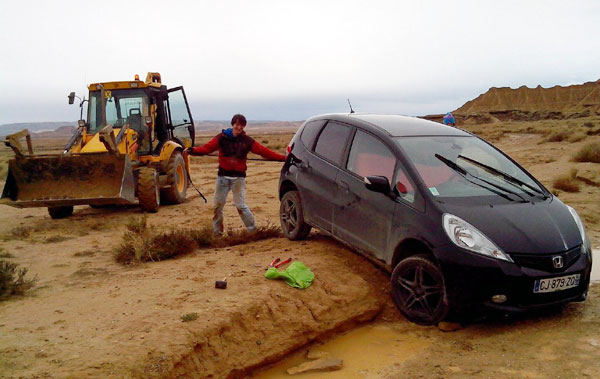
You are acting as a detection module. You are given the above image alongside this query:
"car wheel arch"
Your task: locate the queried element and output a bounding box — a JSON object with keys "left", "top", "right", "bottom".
{"left": 391, "top": 238, "right": 437, "bottom": 269}
{"left": 279, "top": 180, "right": 298, "bottom": 200}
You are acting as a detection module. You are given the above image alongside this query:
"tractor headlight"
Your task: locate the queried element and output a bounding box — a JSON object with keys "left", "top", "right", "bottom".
{"left": 443, "top": 213, "right": 513, "bottom": 262}
{"left": 567, "top": 206, "right": 589, "bottom": 254}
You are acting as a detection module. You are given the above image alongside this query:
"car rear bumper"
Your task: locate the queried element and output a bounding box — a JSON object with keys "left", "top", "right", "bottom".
{"left": 433, "top": 244, "right": 592, "bottom": 313}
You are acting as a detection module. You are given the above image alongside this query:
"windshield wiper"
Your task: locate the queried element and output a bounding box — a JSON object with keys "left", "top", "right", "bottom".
{"left": 434, "top": 154, "right": 524, "bottom": 202}
{"left": 457, "top": 155, "right": 547, "bottom": 198}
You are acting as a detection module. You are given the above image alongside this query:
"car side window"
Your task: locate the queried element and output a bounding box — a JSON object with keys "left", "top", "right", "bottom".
{"left": 314, "top": 122, "right": 352, "bottom": 166}
{"left": 346, "top": 129, "right": 396, "bottom": 183}
{"left": 300, "top": 120, "right": 326, "bottom": 149}
{"left": 394, "top": 164, "right": 416, "bottom": 203}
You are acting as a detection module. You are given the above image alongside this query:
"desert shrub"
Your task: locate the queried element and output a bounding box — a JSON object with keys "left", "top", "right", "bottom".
{"left": 553, "top": 169, "right": 580, "bottom": 193}
{"left": 567, "top": 132, "right": 586, "bottom": 143}
{"left": 181, "top": 312, "right": 199, "bottom": 322}
{"left": 11, "top": 226, "right": 31, "bottom": 238}
{"left": 114, "top": 220, "right": 281, "bottom": 264}
{"left": 0, "top": 247, "right": 14, "bottom": 259}
{"left": 0, "top": 260, "right": 37, "bottom": 300}
{"left": 544, "top": 131, "right": 570, "bottom": 142}
{"left": 216, "top": 223, "right": 281, "bottom": 247}
{"left": 126, "top": 215, "right": 148, "bottom": 234}
{"left": 583, "top": 122, "right": 595, "bottom": 128}
{"left": 572, "top": 142, "right": 600, "bottom": 163}
{"left": 45, "top": 235, "right": 72, "bottom": 243}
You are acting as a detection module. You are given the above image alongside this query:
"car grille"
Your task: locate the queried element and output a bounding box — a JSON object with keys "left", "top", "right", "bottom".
{"left": 510, "top": 245, "right": 581, "bottom": 273}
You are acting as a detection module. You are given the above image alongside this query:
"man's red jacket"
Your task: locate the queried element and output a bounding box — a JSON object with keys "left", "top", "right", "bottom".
{"left": 188, "top": 130, "right": 286, "bottom": 177}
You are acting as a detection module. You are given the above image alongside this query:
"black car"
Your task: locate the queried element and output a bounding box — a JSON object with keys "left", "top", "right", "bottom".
{"left": 279, "top": 113, "right": 592, "bottom": 325}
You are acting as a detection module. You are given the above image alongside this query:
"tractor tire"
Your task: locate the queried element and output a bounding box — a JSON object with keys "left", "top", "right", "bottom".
{"left": 160, "top": 151, "right": 188, "bottom": 205}
{"left": 137, "top": 167, "right": 160, "bottom": 213}
{"left": 48, "top": 206, "right": 74, "bottom": 219}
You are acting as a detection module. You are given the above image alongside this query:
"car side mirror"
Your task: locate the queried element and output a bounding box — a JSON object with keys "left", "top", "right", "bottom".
{"left": 68, "top": 92, "right": 75, "bottom": 105}
{"left": 364, "top": 175, "right": 391, "bottom": 195}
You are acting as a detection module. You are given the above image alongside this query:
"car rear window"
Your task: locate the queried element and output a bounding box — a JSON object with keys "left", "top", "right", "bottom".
{"left": 300, "top": 120, "right": 326, "bottom": 149}
{"left": 314, "top": 122, "right": 352, "bottom": 166}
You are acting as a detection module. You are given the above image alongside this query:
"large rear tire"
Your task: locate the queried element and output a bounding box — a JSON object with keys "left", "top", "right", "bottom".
{"left": 391, "top": 255, "right": 449, "bottom": 325}
{"left": 137, "top": 167, "right": 160, "bottom": 213}
{"left": 160, "top": 151, "right": 188, "bottom": 205}
{"left": 280, "top": 190, "right": 311, "bottom": 240}
{"left": 48, "top": 206, "right": 74, "bottom": 219}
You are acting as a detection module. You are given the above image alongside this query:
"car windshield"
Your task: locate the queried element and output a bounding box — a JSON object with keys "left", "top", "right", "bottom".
{"left": 88, "top": 89, "right": 149, "bottom": 134}
{"left": 394, "top": 136, "right": 545, "bottom": 199}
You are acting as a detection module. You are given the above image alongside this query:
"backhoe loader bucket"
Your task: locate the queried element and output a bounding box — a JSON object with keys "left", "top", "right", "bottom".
{"left": 0, "top": 153, "right": 136, "bottom": 208}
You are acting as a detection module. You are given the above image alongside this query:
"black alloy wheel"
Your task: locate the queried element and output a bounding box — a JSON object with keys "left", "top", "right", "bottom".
{"left": 391, "top": 255, "right": 449, "bottom": 325}
{"left": 280, "top": 190, "right": 311, "bottom": 240}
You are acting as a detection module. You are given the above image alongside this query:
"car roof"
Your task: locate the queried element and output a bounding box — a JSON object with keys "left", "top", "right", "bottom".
{"left": 310, "top": 113, "right": 470, "bottom": 137}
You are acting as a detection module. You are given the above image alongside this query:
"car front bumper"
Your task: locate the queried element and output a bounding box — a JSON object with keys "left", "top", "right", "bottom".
{"left": 433, "top": 244, "right": 592, "bottom": 313}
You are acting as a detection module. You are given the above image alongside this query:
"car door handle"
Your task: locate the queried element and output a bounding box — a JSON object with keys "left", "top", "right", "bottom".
{"left": 339, "top": 180, "right": 349, "bottom": 191}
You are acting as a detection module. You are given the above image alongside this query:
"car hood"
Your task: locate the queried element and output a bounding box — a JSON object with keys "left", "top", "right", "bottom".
{"left": 440, "top": 197, "right": 581, "bottom": 254}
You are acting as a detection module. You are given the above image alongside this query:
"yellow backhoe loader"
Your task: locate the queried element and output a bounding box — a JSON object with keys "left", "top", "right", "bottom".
{"left": 1, "top": 72, "right": 195, "bottom": 218}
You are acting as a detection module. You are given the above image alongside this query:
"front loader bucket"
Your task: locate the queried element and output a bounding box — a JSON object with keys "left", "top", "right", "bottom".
{"left": 0, "top": 153, "right": 136, "bottom": 208}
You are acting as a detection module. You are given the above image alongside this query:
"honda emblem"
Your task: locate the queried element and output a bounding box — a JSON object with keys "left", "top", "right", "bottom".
{"left": 552, "top": 256, "right": 564, "bottom": 269}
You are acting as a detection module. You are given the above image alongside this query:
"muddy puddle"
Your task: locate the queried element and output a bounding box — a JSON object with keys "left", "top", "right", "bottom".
{"left": 253, "top": 323, "right": 429, "bottom": 378}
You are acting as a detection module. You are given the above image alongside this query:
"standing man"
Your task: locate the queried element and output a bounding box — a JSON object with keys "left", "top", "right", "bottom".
{"left": 185, "top": 114, "right": 286, "bottom": 235}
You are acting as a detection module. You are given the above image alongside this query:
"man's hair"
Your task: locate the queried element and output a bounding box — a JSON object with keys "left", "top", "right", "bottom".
{"left": 231, "top": 114, "right": 247, "bottom": 126}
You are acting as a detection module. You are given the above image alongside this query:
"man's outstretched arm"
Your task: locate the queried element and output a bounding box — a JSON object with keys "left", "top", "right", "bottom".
{"left": 187, "top": 135, "right": 219, "bottom": 156}
{"left": 251, "top": 141, "right": 286, "bottom": 161}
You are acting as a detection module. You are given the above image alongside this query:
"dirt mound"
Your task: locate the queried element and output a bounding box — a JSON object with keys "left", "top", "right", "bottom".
{"left": 456, "top": 80, "right": 600, "bottom": 115}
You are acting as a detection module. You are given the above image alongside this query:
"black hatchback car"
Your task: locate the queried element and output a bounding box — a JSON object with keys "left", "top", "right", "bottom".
{"left": 279, "top": 113, "right": 592, "bottom": 325}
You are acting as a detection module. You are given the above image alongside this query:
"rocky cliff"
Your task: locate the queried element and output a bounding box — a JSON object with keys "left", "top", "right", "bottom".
{"left": 456, "top": 80, "right": 600, "bottom": 114}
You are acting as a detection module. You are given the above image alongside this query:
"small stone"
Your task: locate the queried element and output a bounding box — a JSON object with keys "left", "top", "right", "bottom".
{"left": 256, "top": 340, "right": 262, "bottom": 345}
{"left": 287, "top": 358, "right": 343, "bottom": 375}
{"left": 306, "top": 349, "right": 330, "bottom": 359}
{"left": 437, "top": 321, "right": 463, "bottom": 332}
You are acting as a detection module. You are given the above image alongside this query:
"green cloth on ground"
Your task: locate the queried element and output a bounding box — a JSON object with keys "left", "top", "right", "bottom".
{"left": 264, "top": 261, "right": 314, "bottom": 289}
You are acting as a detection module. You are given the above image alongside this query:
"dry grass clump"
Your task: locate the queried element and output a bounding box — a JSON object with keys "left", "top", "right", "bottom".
{"left": 544, "top": 130, "right": 570, "bottom": 142}
{"left": 114, "top": 216, "right": 281, "bottom": 264}
{"left": 553, "top": 169, "right": 580, "bottom": 193}
{"left": 0, "top": 247, "right": 14, "bottom": 258}
{"left": 0, "top": 260, "right": 37, "bottom": 300}
{"left": 572, "top": 141, "right": 600, "bottom": 163}
{"left": 567, "top": 132, "right": 586, "bottom": 143}
{"left": 181, "top": 312, "right": 199, "bottom": 322}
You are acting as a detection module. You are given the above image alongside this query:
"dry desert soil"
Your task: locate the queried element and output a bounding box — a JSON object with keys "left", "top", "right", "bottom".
{"left": 0, "top": 121, "right": 599, "bottom": 378}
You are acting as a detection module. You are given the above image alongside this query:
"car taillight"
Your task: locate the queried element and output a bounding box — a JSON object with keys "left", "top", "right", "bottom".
{"left": 286, "top": 144, "right": 292, "bottom": 155}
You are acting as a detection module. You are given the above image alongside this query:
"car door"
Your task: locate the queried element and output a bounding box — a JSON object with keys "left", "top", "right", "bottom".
{"left": 299, "top": 121, "right": 352, "bottom": 233}
{"left": 333, "top": 129, "right": 398, "bottom": 258}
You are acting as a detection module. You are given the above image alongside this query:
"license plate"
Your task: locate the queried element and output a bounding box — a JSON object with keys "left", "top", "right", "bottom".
{"left": 533, "top": 274, "right": 580, "bottom": 293}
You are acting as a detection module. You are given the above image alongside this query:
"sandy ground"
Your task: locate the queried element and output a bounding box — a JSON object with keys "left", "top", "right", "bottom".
{"left": 0, "top": 129, "right": 599, "bottom": 378}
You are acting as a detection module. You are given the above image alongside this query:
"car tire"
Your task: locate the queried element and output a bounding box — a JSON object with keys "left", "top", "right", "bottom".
{"left": 48, "top": 206, "right": 74, "bottom": 219}
{"left": 391, "top": 255, "right": 449, "bottom": 326}
{"left": 280, "top": 190, "right": 311, "bottom": 240}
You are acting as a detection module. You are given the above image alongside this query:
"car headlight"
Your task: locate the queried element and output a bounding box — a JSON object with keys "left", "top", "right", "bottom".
{"left": 443, "top": 214, "right": 513, "bottom": 262}
{"left": 566, "top": 206, "right": 589, "bottom": 254}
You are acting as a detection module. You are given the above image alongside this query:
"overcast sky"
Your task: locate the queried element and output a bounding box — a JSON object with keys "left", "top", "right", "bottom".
{"left": 1, "top": 0, "right": 599, "bottom": 124}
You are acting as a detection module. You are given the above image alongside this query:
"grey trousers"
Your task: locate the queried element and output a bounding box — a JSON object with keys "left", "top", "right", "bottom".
{"left": 212, "top": 176, "right": 256, "bottom": 235}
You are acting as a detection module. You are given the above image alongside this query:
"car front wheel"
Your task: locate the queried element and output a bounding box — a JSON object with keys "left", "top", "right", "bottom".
{"left": 391, "top": 255, "right": 449, "bottom": 325}
{"left": 280, "top": 190, "right": 311, "bottom": 240}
